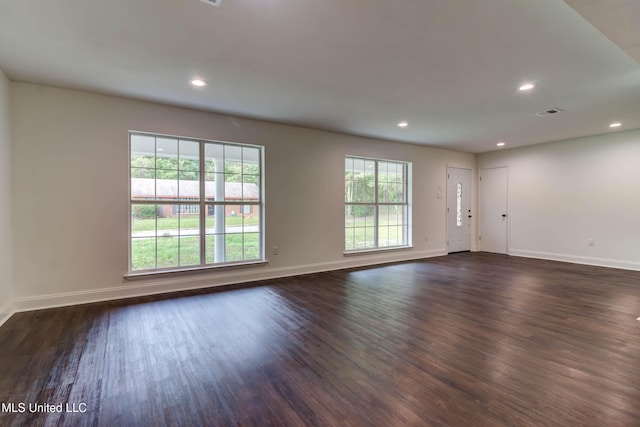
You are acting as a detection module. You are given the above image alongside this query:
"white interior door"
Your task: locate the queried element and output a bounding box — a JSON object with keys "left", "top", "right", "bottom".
{"left": 479, "top": 167, "right": 508, "bottom": 254}
{"left": 447, "top": 167, "right": 472, "bottom": 253}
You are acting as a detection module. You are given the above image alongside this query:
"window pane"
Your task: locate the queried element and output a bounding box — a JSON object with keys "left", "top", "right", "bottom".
{"left": 242, "top": 175, "right": 260, "bottom": 201}
{"left": 224, "top": 145, "right": 243, "bottom": 200}
{"left": 345, "top": 157, "right": 373, "bottom": 202}
{"left": 378, "top": 181, "right": 388, "bottom": 203}
{"left": 345, "top": 163, "right": 354, "bottom": 202}
{"left": 362, "top": 227, "right": 375, "bottom": 249}
{"left": 378, "top": 161, "right": 388, "bottom": 176}
{"left": 349, "top": 205, "right": 376, "bottom": 250}
{"left": 205, "top": 143, "right": 223, "bottom": 173}
{"left": 205, "top": 173, "right": 223, "bottom": 201}
{"left": 180, "top": 236, "right": 200, "bottom": 266}
{"left": 178, "top": 171, "right": 200, "bottom": 200}
{"left": 225, "top": 234, "right": 243, "bottom": 262}
{"left": 381, "top": 226, "right": 399, "bottom": 247}
{"left": 241, "top": 205, "right": 260, "bottom": 232}
{"left": 379, "top": 205, "right": 406, "bottom": 247}
{"left": 224, "top": 179, "right": 242, "bottom": 202}
{"left": 353, "top": 158, "right": 365, "bottom": 172}
{"left": 157, "top": 237, "right": 179, "bottom": 268}
{"left": 345, "top": 227, "right": 355, "bottom": 251}
{"left": 380, "top": 205, "right": 404, "bottom": 226}
{"left": 352, "top": 160, "right": 374, "bottom": 203}
{"left": 205, "top": 204, "right": 224, "bottom": 234}
{"left": 131, "top": 169, "right": 156, "bottom": 200}
{"left": 243, "top": 233, "right": 260, "bottom": 260}
{"left": 156, "top": 170, "right": 178, "bottom": 200}
{"left": 179, "top": 206, "right": 200, "bottom": 235}
{"left": 378, "top": 225, "right": 390, "bottom": 248}
{"left": 157, "top": 204, "right": 178, "bottom": 237}
{"left": 393, "top": 183, "right": 405, "bottom": 203}
{"left": 205, "top": 235, "right": 218, "bottom": 264}
{"left": 130, "top": 202, "right": 160, "bottom": 270}
{"left": 131, "top": 204, "right": 156, "bottom": 236}
{"left": 225, "top": 208, "right": 243, "bottom": 232}
{"left": 345, "top": 205, "right": 354, "bottom": 227}
{"left": 156, "top": 138, "right": 178, "bottom": 170}
{"left": 131, "top": 167, "right": 155, "bottom": 179}
{"left": 242, "top": 147, "right": 260, "bottom": 175}
{"left": 179, "top": 140, "right": 200, "bottom": 172}
{"left": 379, "top": 162, "right": 404, "bottom": 203}
{"left": 131, "top": 134, "right": 155, "bottom": 168}
{"left": 205, "top": 173, "right": 215, "bottom": 201}
{"left": 365, "top": 163, "right": 376, "bottom": 202}
{"left": 131, "top": 238, "right": 156, "bottom": 271}
{"left": 225, "top": 145, "right": 242, "bottom": 178}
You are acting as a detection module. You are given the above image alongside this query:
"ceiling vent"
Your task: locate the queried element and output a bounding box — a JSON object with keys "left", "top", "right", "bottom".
{"left": 200, "top": 0, "right": 223, "bottom": 6}
{"left": 535, "top": 108, "right": 564, "bottom": 117}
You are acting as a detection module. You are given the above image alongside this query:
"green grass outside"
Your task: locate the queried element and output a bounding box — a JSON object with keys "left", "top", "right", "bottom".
{"left": 345, "top": 213, "right": 407, "bottom": 250}
{"left": 131, "top": 233, "right": 260, "bottom": 271}
{"left": 131, "top": 212, "right": 404, "bottom": 269}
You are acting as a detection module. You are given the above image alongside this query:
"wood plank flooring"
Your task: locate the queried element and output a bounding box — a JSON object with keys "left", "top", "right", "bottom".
{"left": 1, "top": 252, "right": 640, "bottom": 426}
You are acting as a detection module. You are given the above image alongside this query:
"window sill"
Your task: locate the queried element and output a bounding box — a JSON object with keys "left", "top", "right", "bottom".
{"left": 343, "top": 246, "right": 413, "bottom": 257}
{"left": 124, "top": 260, "right": 268, "bottom": 280}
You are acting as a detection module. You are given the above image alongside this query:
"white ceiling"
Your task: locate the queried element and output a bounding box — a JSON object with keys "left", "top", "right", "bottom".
{"left": 0, "top": 0, "right": 639, "bottom": 153}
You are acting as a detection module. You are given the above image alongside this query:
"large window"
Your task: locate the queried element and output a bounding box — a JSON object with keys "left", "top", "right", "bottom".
{"left": 129, "top": 132, "right": 263, "bottom": 273}
{"left": 345, "top": 156, "right": 410, "bottom": 251}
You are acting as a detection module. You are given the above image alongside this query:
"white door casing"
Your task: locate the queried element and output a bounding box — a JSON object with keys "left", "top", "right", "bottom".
{"left": 479, "top": 167, "right": 508, "bottom": 254}
{"left": 447, "top": 167, "right": 472, "bottom": 253}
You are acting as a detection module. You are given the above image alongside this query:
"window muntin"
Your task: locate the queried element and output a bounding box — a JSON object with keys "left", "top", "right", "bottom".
{"left": 130, "top": 133, "right": 263, "bottom": 272}
{"left": 345, "top": 157, "right": 410, "bottom": 251}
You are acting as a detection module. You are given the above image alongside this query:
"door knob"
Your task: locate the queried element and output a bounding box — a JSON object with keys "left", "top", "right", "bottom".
{"left": 501, "top": 214, "right": 507, "bottom": 218}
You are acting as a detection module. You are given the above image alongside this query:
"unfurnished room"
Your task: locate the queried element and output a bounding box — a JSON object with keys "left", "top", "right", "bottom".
{"left": 0, "top": 0, "right": 639, "bottom": 426}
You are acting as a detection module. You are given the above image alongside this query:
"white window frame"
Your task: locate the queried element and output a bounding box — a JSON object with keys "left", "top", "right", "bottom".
{"left": 344, "top": 156, "right": 412, "bottom": 253}
{"left": 128, "top": 131, "right": 265, "bottom": 275}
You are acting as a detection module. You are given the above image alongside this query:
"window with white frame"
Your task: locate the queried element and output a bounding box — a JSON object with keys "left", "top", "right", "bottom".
{"left": 129, "top": 132, "right": 264, "bottom": 272}
{"left": 344, "top": 156, "right": 410, "bottom": 251}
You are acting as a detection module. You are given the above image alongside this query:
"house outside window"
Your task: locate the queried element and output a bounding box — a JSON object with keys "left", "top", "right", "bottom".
{"left": 345, "top": 156, "right": 411, "bottom": 251}
{"left": 129, "top": 132, "right": 264, "bottom": 272}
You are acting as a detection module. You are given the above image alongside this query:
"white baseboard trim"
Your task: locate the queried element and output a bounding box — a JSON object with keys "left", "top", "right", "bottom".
{"left": 0, "top": 300, "right": 14, "bottom": 328}
{"left": 13, "top": 249, "right": 447, "bottom": 313}
{"left": 509, "top": 249, "right": 640, "bottom": 271}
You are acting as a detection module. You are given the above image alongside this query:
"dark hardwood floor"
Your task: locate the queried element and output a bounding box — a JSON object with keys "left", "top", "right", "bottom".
{"left": 1, "top": 252, "right": 640, "bottom": 426}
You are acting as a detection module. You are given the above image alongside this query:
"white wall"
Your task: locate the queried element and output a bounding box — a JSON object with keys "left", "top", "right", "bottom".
{"left": 478, "top": 130, "right": 640, "bottom": 270}
{"left": 0, "top": 69, "right": 13, "bottom": 325}
{"left": 10, "top": 83, "right": 475, "bottom": 310}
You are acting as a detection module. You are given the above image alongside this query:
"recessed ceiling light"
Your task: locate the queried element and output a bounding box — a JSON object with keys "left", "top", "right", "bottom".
{"left": 190, "top": 79, "right": 207, "bottom": 87}
{"left": 609, "top": 122, "right": 622, "bottom": 128}
{"left": 157, "top": 148, "right": 164, "bottom": 151}
{"left": 397, "top": 121, "right": 408, "bottom": 128}
{"left": 497, "top": 142, "right": 505, "bottom": 147}
{"left": 519, "top": 83, "right": 535, "bottom": 91}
